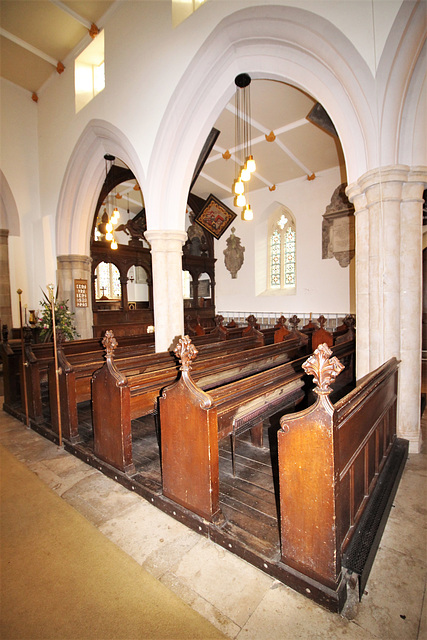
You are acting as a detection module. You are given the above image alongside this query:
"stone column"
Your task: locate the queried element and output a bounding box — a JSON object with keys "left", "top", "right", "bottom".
{"left": 57, "top": 255, "right": 93, "bottom": 339}
{"left": 144, "top": 230, "right": 187, "bottom": 352}
{"left": 399, "top": 169, "right": 426, "bottom": 452}
{"left": 347, "top": 165, "right": 426, "bottom": 453}
{"left": 0, "top": 229, "right": 13, "bottom": 330}
{"left": 350, "top": 190, "right": 370, "bottom": 379}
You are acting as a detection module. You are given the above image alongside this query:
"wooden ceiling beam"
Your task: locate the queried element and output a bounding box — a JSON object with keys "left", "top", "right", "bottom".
{"left": 0, "top": 27, "right": 57, "bottom": 68}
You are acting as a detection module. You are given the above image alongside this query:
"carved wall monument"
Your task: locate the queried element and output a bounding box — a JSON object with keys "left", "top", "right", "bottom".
{"left": 322, "top": 183, "right": 355, "bottom": 268}
{"left": 223, "top": 227, "right": 245, "bottom": 278}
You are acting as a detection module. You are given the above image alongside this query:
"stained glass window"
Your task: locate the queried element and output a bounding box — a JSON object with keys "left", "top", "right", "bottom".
{"left": 285, "top": 227, "right": 296, "bottom": 285}
{"left": 270, "top": 230, "right": 281, "bottom": 288}
{"left": 268, "top": 209, "right": 296, "bottom": 291}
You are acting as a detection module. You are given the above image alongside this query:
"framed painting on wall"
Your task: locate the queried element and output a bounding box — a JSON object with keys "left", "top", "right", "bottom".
{"left": 194, "top": 194, "right": 237, "bottom": 240}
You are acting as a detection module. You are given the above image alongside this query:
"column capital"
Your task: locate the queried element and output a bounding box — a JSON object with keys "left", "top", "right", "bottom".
{"left": 57, "top": 254, "right": 92, "bottom": 268}
{"left": 144, "top": 229, "right": 187, "bottom": 252}
{"left": 347, "top": 165, "right": 427, "bottom": 210}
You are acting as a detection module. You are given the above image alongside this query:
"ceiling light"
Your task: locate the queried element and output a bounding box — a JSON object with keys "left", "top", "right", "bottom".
{"left": 233, "top": 73, "right": 255, "bottom": 220}
{"left": 234, "top": 178, "right": 244, "bottom": 195}
{"left": 242, "top": 204, "right": 253, "bottom": 221}
{"left": 235, "top": 193, "right": 246, "bottom": 207}
{"left": 246, "top": 155, "right": 256, "bottom": 173}
{"left": 240, "top": 166, "right": 250, "bottom": 182}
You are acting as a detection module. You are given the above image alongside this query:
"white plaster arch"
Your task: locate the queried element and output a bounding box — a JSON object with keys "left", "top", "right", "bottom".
{"left": 399, "top": 39, "right": 426, "bottom": 167}
{"left": 56, "top": 119, "right": 145, "bottom": 256}
{"left": 0, "top": 170, "right": 20, "bottom": 236}
{"left": 377, "top": 0, "right": 427, "bottom": 166}
{"left": 146, "top": 4, "right": 376, "bottom": 233}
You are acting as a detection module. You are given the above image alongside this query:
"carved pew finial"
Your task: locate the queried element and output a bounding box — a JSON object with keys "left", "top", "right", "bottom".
{"left": 214, "top": 315, "right": 224, "bottom": 327}
{"left": 288, "top": 315, "right": 301, "bottom": 330}
{"left": 302, "top": 343, "right": 344, "bottom": 395}
{"left": 174, "top": 336, "right": 199, "bottom": 372}
{"left": 246, "top": 314, "right": 258, "bottom": 328}
{"left": 317, "top": 315, "right": 327, "bottom": 329}
{"left": 102, "top": 330, "right": 118, "bottom": 358}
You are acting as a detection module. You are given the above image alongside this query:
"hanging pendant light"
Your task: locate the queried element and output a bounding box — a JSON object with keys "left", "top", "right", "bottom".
{"left": 242, "top": 203, "right": 253, "bottom": 221}
{"left": 102, "top": 153, "right": 121, "bottom": 249}
{"left": 233, "top": 73, "right": 255, "bottom": 220}
{"left": 240, "top": 165, "right": 250, "bottom": 182}
{"left": 234, "top": 178, "right": 244, "bottom": 195}
{"left": 235, "top": 193, "right": 246, "bottom": 208}
{"left": 246, "top": 154, "right": 256, "bottom": 173}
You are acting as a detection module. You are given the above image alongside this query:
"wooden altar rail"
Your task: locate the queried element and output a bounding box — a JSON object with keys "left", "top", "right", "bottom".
{"left": 91, "top": 333, "right": 305, "bottom": 474}
{"left": 49, "top": 330, "right": 265, "bottom": 442}
{"left": 277, "top": 346, "right": 407, "bottom": 611}
{"left": 158, "top": 337, "right": 355, "bottom": 523}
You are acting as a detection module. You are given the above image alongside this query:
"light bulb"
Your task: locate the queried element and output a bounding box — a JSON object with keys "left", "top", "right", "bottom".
{"left": 235, "top": 193, "right": 246, "bottom": 207}
{"left": 242, "top": 204, "right": 253, "bottom": 221}
{"left": 234, "top": 179, "right": 244, "bottom": 195}
{"left": 112, "top": 207, "right": 120, "bottom": 220}
{"left": 106, "top": 232, "right": 113, "bottom": 241}
{"left": 240, "top": 166, "right": 250, "bottom": 182}
{"left": 246, "top": 155, "right": 256, "bottom": 173}
{"left": 111, "top": 239, "right": 118, "bottom": 250}
{"left": 106, "top": 222, "right": 113, "bottom": 232}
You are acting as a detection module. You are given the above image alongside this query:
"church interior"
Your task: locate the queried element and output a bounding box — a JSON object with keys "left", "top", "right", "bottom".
{"left": 1, "top": 0, "right": 426, "bottom": 637}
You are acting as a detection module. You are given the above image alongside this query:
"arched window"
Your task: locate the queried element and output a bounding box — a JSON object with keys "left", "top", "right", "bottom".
{"left": 95, "top": 261, "right": 121, "bottom": 299}
{"left": 268, "top": 208, "right": 296, "bottom": 292}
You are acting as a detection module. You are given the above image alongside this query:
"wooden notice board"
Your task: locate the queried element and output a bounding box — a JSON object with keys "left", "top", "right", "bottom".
{"left": 74, "top": 279, "right": 88, "bottom": 308}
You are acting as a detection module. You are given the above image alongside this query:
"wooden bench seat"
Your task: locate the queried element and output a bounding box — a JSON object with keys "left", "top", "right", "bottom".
{"left": 277, "top": 344, "right": 407, "bottom": 612}
{"left": 49, "top": 330, "right": 265, "bottom": 441}
{"left": 158, "top": 336, "right": 356, "bottom": 522}
{"left": 90, "top": 333, "right": 305, "bottom": 476}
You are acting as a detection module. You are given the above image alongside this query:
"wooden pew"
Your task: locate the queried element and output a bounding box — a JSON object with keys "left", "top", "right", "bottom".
{"left": 311, "top": 314, "right": 333, "bottom": 349}
{"left": 2, "top": 331, "right": 156, "bottom": 416}
{"left": 49, "top": 329, "right": 265, "bottom": 441}
{"left": 158, "top": 336, "right": 356, "bottom": 523}
{"left": 91, "top": 332, "right": 305, "bottom": 476}
{"left": 16, "top": 322, "right": 243, "bottom": 426}
{"left": 0, "top": 334, "right": 21, "bottom": 409}
{"left": 277, "top": 344, "right": 407, "bottom": 611}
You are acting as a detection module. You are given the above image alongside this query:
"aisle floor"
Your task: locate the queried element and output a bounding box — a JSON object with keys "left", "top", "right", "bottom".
{"left": 1, "top": 403, "right": 426, "bottom": 639}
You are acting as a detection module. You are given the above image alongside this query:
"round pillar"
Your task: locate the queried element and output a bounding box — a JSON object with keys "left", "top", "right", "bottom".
{"left": 57, "top": 255, "right": 93, "bottom": 339}
{"left": 144, "top": 230, "right": 187, "bottom": 352}
{"left": 348, "top": 165, "right": 426, "bottom": 453}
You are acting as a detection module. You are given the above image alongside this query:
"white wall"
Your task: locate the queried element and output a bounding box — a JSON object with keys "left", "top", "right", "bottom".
{"left": 0, "top": 80, "right": 55, "bottom": 324}
{"left": 216, "top": 166, "right": 353, "bottom": 315}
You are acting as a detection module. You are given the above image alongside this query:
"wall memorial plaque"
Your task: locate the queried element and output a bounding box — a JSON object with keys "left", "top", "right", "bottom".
{"left": 74, "top": 279, "right": 88, "bottom": 307}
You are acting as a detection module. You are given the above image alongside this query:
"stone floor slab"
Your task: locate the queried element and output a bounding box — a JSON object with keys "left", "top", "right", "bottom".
{"left": 173, "top": 538, "right": 273, "bottom": 628}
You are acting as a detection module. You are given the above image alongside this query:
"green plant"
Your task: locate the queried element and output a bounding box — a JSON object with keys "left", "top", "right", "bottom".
{"left": 38, "top": 289, "right": 79, "bottom": 342}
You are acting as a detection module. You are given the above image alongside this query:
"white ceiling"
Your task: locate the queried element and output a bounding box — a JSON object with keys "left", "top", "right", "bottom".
{"left": 0, "top": 1, "right": 346, "bottom": 222}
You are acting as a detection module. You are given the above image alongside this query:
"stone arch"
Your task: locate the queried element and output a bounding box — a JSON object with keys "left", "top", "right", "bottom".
{"left": 377, "top": 1, "right": 426, "bottom": 166}
{"left": 56, "top": 119, "right": 145, "bottom": 256}
{"left": 146, "top": 4, "right": 376, "bottom": 233}
{"left": 0, "top": 170, "right": 20, "bottom": 236}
